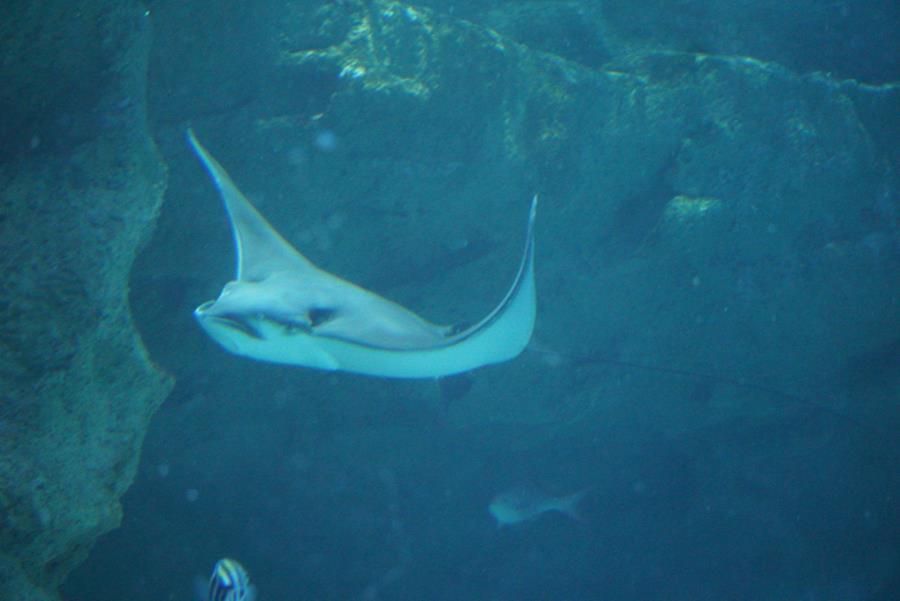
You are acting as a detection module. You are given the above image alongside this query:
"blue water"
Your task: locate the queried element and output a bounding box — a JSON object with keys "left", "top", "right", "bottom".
{"left": 62, "top": 1, "right": 898, "bottom": 600}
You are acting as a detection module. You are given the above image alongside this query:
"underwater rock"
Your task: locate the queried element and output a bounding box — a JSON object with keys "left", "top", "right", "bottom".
{"left": 479, "top": 2, "right": 611, "bottom": 70}
{"left": 0, "top": 2, "right": 173, "bottom": 599}
{"left": 251, "top": 0, "right": 899, "bottom": 432}
{"left": 600, "top": 0, "right": 899, "bottom": 84}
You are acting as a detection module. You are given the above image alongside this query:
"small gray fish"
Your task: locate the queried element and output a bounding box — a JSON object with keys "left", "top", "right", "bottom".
{"left": 208, "top": 558, "right": 256, "bottom": 601}
{"left": 489, "top": 485, "right": 590, "bottom": 527}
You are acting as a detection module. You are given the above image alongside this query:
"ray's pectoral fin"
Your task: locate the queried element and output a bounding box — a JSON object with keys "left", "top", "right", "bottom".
{"left": 436, "top": 195, "right": 537, "bottom": 366}
{"left": 187, "top": 128, "right": 538, "bottom": 379}
{"left": 187, "top": 128, "right": 320, "bottom": 281}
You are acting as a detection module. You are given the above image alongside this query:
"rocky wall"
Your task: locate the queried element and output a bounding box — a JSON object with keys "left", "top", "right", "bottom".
{"left": 0, "top": 2, "right": 173, "bottom": 599}
{"left": 201, "top": 0, "right": 899, "bottom": 429}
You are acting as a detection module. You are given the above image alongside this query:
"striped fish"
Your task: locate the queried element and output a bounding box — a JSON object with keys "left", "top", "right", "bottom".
{"left": 208, "top": 558, "right": 256, "bottom": 601}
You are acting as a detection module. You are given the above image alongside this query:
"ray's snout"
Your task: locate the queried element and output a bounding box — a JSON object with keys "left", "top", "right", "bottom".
{"left": 194, "top": 300, "right": 215, "bottom": 316}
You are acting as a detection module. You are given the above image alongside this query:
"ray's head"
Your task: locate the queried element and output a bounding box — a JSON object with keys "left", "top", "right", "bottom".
{"left": 193, "top": 280, "right": 271, "bottom": 352}
{"left": 192, "top": 280, "right": 341, "bottom": 371}
{"left": 194, "top": 298, "right": 260, "bottom": 354}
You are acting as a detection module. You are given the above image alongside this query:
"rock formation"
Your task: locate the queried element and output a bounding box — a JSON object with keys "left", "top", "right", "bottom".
{"left": 0, "top": 2, "right": 172, "bottom": 599}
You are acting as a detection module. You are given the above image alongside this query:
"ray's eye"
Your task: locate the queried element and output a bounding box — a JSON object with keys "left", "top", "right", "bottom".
{"left": 308, "top": 307, "right": 336, "bottom": 327}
